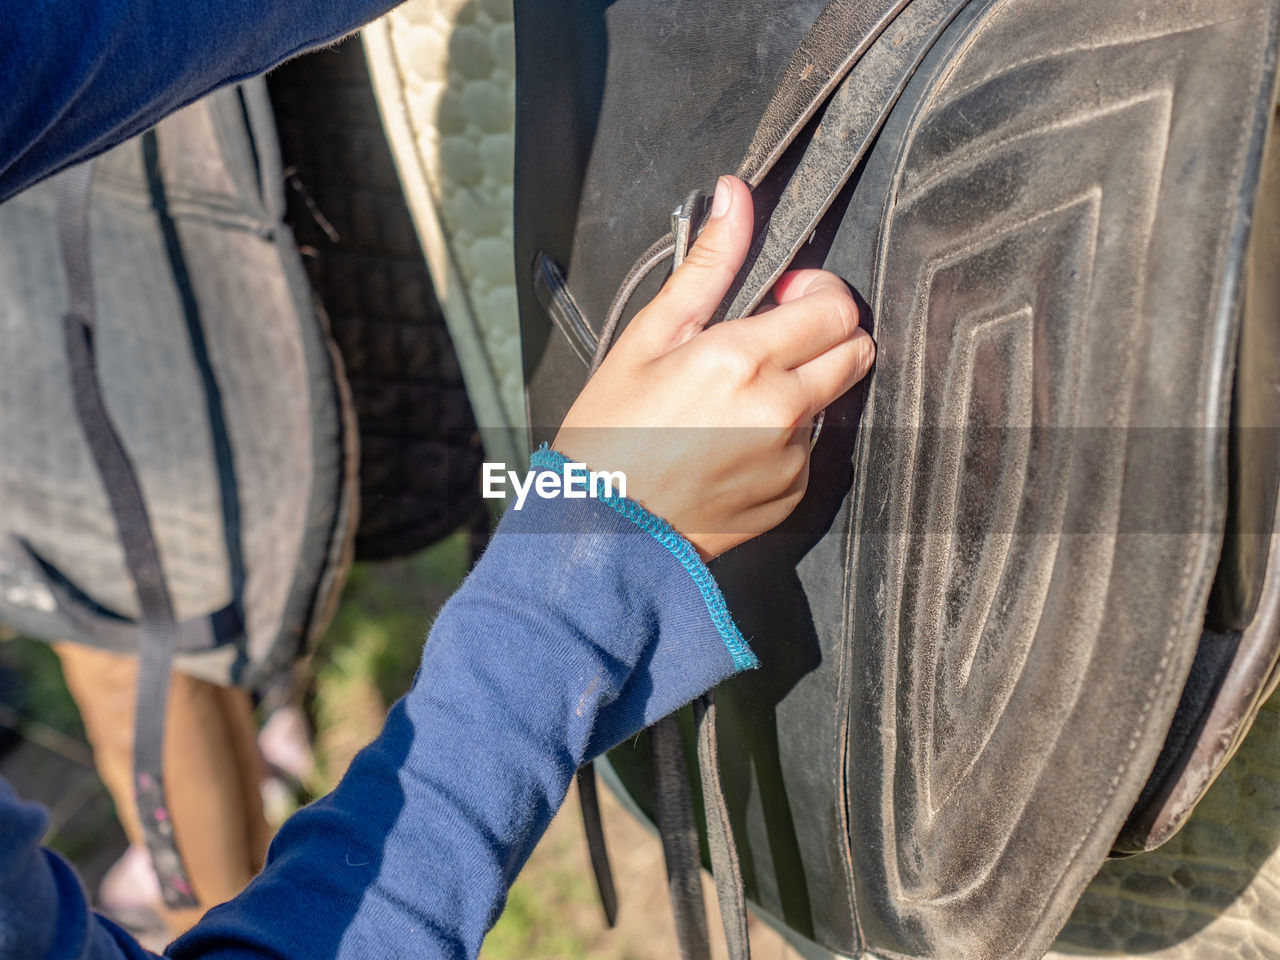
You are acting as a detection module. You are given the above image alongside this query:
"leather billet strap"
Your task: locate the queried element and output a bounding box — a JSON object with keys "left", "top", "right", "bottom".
{"left": 652, "top": 712, "right": 713, "bottom": 960}
{"left": 56, "top": 160, "right": 199, "bottom": 909}
{"left": 694, "top": 693, "right": 751, "bottom": 960}
{"left": 721, "top": 0, "right": 969, "bottom": 321}
{"left": 575, "top": 764, "right": 619, "bottom": 927}
{"left": 734, "top": 0, "right": 912, "bottom": 185}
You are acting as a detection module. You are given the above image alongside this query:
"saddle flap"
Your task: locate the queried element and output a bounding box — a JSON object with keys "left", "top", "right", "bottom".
{"left": 831, "top": 0, "right": 1279, "bottom": 955}
{"left": 1116, "top": 121, "right": 1280, "bottom": 850}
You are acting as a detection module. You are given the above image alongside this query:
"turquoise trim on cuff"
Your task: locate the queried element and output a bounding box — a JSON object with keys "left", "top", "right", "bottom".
{"left": 530, "top": 445, "right": 758, "bottom": 671}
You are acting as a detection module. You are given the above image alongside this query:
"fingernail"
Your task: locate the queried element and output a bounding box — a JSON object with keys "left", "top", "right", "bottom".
{"left": 859, "top": 333, "right": 877, "bottom": 371}
{"left": 710, "top": 177, "right": 732, "bottom": 219}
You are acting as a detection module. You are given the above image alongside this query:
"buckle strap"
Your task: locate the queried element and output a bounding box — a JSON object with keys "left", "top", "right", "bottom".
{"left": 56, "top": 159, "right": 198, "bottom": 910}
{"left": 652, "top": 711, "right": 712, "bottom": 960}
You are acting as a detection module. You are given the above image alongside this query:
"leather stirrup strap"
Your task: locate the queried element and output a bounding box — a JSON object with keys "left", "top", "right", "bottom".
{"left": 56, "top": 160, "right": 199, "bottom": 909}
{"left": 735, "top": 0, "right": 910, "bottom": 185}
{"left": 652, "top": 712, "right": 712, "bottom": 960}
{"left": 721, "top": 0, "right": 968, "bottom": 321}
{"left": 576, "top": 764, "right": 619, "bottom": 927}
{"left": 694, "top": 692, "right": 751, "bottom": 960}
{"left": 589, "top": 0, "right": 917, "bottom": 367}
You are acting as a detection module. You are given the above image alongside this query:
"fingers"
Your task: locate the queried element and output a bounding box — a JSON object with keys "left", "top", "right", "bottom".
{"left": 770, "top": 268, "right": 843, "bottom": 305}
{"left": 635, "top": 175, "right": 754, "bottom": 351}
{"left": 732, "top": 270, "right": 860, "bottom": 369}
{"left": 790, "top": 329, "right": 876, "bottom": 415}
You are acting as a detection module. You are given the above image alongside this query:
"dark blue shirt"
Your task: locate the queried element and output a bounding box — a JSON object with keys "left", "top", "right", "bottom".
{"left": 0, "top": 456, "right": 755, "bottom": 958}
{"left": 0, "top": 0, "right": 401, "bottom": 202}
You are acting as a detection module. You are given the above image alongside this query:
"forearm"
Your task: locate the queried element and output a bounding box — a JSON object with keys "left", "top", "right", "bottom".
{"left": 170, "top": 465, "right": 754, "bottom": 958}
{"left": 0, "top": 0, "right": 401, "bottom": 202}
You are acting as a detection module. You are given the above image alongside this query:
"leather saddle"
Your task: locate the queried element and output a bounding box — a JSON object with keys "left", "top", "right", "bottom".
{"left": 513, "top": 0, "right": 1280, "bottom": 957}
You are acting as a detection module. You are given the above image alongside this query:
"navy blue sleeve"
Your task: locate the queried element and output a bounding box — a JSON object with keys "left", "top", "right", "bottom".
{"left": 0, "top": 0, "right": 402, "bottom": 203}
{"left": 0, "top": 780, "right": 155, "bottom": 960}
{"left": 0, "top": 458, "right": 755, "bottom": 959}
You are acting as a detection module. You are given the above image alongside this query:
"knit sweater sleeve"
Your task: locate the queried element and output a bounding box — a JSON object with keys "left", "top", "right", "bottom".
{"left": 0, "top": 0, "right": 404, "bottom": 202}
{"left": 169, "top": 459, "right": 754, "bottom": 958}
{"left": 0, "top": 455, "right": 752, "bottom": 960}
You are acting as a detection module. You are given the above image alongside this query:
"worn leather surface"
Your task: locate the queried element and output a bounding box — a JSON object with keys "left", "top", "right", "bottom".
{"left": 1117, "top": 92, "right": 1280, "bottom": 853}
{"left": 831, "top": 2, "right": 1276, "bottom": 956}
{"left": 514, "top": 0, "right": 1280, "bottom": 957}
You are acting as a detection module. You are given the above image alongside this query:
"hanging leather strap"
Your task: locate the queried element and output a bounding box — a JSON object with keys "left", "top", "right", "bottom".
{"left": 694, "top": 693, "right": 751, "bottom": 960}
{"left": 56, "top": 160, "right": 198, "bottom": 909}
{"left": 652, "top": 712, "right": 712, "bottom": 960}
{"left": 575, "top": 764, "right": 619, "bottom": 926}
{"left": 721, "top": 0, "right": 967, "bottom": 320}
{"left": 735, "top": 0, "right": 911, "bottom": 185}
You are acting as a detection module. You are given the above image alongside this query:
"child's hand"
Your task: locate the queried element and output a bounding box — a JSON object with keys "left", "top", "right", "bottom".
{"left": 554, "top": 175, "right": 875, "bottom": 559}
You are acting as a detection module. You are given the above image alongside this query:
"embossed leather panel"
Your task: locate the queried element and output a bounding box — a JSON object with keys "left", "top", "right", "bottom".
{"left": 833, "top": 2, "right": 1275, "bottom": 954}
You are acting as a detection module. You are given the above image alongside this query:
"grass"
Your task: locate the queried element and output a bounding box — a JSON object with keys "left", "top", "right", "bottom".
{"left": 0, "top": 634, "right": 85, "bottom": 740}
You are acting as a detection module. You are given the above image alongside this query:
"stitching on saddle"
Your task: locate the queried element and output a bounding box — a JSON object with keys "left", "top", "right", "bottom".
{"left": 1014, "top": 9, "right": 1270, "bottom": 954}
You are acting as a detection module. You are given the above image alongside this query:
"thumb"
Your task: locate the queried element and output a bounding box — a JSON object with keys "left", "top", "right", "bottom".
{"left": 637, "top": 175, "right": 754, "bottom": 350}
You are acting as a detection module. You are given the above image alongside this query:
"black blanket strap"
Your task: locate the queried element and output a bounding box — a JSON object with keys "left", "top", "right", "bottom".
{"left": 56, "top": 160, "right": 199, "bottom": 909}
{"left": 19, "top": 540, "right": 241, "bottom": 655}
{"left": 694, "top": 693, "right": 750, "bottom": 960}
{"left": 652, "top": 712, "right": 711, "bottom": 960}
{"left": 575, "top": 764, "right": 619, "bottom": 927}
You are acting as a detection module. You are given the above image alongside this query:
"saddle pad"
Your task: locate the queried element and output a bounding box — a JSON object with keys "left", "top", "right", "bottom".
{"left": 514, "top": 0, "right": 1280, "bottom": 957}
{"left": 0, "top": 80, "right": 356, "bottom": 691}
{"left": 1046, "top": 684, "right": 1280, "bottom": 959}
{"left": 266, "top": 40, "right": 486, "bottom": 560}
{"left": 362, "top": 0, "right": 528, "bottom": 469}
